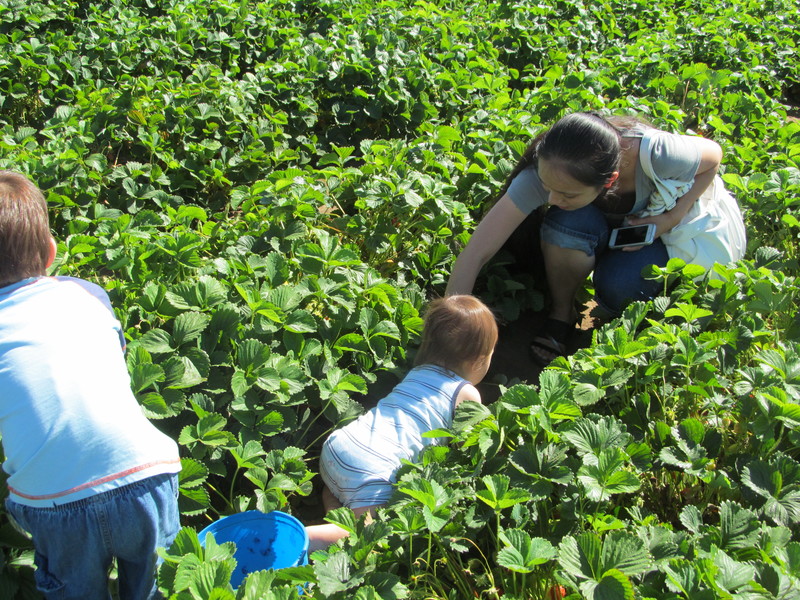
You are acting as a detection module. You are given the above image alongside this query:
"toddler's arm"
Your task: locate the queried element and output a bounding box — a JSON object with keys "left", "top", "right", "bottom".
{"left": 455, "top": 383, "right": 481, "bottom": 407}
{"left": 306, "top": 504, "right": 381, "bottom": 553}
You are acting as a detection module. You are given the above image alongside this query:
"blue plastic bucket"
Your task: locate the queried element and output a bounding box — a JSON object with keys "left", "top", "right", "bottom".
{"left": 198, "top": 510, "right": 309, "bottom": 589}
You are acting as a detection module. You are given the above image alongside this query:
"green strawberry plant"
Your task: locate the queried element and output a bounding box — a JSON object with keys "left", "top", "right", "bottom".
{"left": 1, "top": 0, "right": 799, "bottom": 597}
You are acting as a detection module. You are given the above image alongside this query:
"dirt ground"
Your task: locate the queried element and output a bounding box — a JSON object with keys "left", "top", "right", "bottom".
{"left": 476, "top": 302, "right": 599, "bottom": 404}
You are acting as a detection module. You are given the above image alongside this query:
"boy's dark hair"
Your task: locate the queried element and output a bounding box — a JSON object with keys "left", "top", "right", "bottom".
{"left": 414, "top": 295, "right": 498, "bottom": 374}
{"left": 0, "top": 171, "right": 51, "bottom": 287}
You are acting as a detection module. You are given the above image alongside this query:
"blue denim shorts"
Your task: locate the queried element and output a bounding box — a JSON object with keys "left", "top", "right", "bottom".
{"left": 542, "top": 204, "right": 669, "bottom": 315}
{"left": 5, "top": 473, "right": 180, "bottom": 600}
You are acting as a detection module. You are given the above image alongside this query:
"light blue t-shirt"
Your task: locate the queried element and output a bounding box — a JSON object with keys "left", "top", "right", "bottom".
{"left": 0, "top": 276, "right": 180, "bottom": 507}
{"left": 506, "top": 127, "right": 701, "bottom": 216}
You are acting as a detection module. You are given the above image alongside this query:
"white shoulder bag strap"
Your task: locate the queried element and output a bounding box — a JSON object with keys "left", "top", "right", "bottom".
{"left": 637, "top": 132, "right": 691, "bottom": 217}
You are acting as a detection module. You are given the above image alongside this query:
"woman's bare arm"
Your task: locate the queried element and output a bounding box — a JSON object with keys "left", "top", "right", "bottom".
{"left": 446, "top": 194, "right": 530, "bottom": 295}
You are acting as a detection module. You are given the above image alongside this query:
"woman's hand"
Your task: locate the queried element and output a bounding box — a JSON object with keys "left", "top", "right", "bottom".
{"left": 625, "top": 211, "right": 679, "bottom": 242}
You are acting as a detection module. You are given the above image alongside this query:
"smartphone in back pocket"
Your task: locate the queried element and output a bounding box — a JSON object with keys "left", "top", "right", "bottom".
{"left": 608, "top": 223, "right": 656, "bottom": 249}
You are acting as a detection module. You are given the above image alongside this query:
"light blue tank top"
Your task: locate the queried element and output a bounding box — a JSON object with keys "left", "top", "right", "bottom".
{"left": 325, "top": 365, "right": 468, "bottom": 477}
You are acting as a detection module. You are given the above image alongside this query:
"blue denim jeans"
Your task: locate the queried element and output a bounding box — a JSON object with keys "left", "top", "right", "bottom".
{"left": 542, "top": 204, "right": 669, "bottom": 315}
{"left": 5, "top": 473, "right": 180, "bottom": 600}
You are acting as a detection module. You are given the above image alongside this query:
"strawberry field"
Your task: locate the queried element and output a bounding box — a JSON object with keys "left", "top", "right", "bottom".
{"left": 1, "top": 0, "right": 799, "bottom": 598}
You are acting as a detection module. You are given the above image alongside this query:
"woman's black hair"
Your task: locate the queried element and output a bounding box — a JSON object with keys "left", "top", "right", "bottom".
{"left": 495, "top": 111, "right": 648, "bottom": 203}
{"left": 482, "top": 112, "right": 650, "bottom": 282}
{"left": 538, "top": 112, "right": 621, "bottom": 186}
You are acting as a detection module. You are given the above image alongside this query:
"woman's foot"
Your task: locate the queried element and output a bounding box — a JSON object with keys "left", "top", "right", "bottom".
{"left": 530, "top": 316, "right": 576, "bottom": 366}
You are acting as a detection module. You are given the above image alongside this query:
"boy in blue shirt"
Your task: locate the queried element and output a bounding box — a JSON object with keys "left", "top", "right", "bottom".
{"left": 0, "top": 171, "right": 181, "bottom": 599}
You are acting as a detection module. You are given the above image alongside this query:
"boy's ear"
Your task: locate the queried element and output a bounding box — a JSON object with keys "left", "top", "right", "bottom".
{"left": 45, "top": 236, "right": 57, "bottom": 269}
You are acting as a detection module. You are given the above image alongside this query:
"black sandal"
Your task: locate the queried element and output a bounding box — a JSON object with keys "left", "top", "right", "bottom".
{"left": 529, "top": 317, "right": 575, "bottom": 366}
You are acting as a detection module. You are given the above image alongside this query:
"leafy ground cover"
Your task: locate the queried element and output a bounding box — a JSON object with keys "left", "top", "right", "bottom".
{"left": 1, "top": 0, "right": 799, "bottom": 598}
